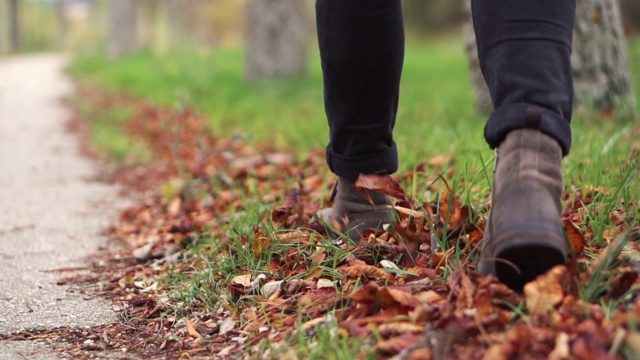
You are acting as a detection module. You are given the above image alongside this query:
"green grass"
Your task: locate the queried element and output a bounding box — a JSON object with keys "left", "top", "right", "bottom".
{"left": 70, "top": 35, "right": 640, "bottom": 357}
{"left": 69, "top": 36, "right": 486, "bottom": 173}
{"left": 69, "top": 35, "right": 640, "bottom": 185}
{"left": 72, "top": 99, "right": 150, "bottom": 161}
{"left": 75, "top": 37, "right": 639, "bottom": 270}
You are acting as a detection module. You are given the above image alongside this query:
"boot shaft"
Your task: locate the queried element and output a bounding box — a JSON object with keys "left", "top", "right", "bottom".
{"left": 494, "top": 129, "right": 564, "bottom": 212}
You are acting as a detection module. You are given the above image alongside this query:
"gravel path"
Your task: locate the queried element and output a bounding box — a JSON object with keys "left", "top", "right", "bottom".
{"left": 0, "top": 54, "right": 123, "bottom": 358}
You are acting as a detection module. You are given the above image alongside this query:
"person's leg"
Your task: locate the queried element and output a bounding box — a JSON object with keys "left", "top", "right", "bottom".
{"left": 316, "top": 0, "right": 404, "bottom": 237}
{"left": 473, "top": 0, "right": 577, "bottom": 290}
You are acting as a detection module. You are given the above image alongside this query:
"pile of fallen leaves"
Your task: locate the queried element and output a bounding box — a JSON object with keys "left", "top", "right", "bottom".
{"left": 12, "top": 86, "right": 638, "bottom": 359}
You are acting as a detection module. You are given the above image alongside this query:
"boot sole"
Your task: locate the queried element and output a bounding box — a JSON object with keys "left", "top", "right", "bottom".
{"left": 492, "top": 232, "right": 566, "bottom": 292}
{"left": 319, "top": 208, "right": 394, "bottom": 242}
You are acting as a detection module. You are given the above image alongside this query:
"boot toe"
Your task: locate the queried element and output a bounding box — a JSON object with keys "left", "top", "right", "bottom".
{"left": 493, "top": 240, "right": 566, "bottom": 292}
{"left": 318, "top": 207, "right": 394, "bottom": 242}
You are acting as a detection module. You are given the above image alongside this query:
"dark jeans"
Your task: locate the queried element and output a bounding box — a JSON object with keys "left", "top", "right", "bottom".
{"left": 316, "top": 0, "right": 576, "bottom": 180}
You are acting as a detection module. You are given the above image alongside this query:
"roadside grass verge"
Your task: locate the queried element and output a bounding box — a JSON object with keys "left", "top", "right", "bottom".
{"left": 67, "top": 36, "right": 640, "bottom": 358}
{"left": 69, "top": 37, "right": 485, "bottom": 172}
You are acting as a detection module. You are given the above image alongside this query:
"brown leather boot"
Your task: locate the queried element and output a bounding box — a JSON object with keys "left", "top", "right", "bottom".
{"left": 478, "top": 129, "right": 568, "bottom": 291}
{"left": 318, "top": 177, "right": 395, "bottom": 241}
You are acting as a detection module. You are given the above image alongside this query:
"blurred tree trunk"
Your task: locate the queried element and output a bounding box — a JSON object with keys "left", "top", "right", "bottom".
{"left": 0, "top": 0, "right": 8, "bottom": 54}
{"left": 245, "top": 0, "right": 309, "bottom": 80}
{"left": 162, "top": 0, "right": 182, "bottom": 49}
{"left": 138, "top": 0, "right": 158, "bottom": 50}
{"left": 55, "top": 0, "right": 67, "bottom": 49}
{"left": 573, "top": 0, "right": 636, "bottom": 120}
{"left": 154, "top": 0, "right": 192, "bottom": 53}
{"left": 107, "top": 0, "right": 138, "bottom": 57}
{"left": 465, "top": 0, "right": 636, "bottom": 120}
{"left": 9, "top": 0, "right": 22, "bottom": 52}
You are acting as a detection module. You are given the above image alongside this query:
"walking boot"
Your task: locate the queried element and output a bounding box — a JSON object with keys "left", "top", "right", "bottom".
{"left": 318, "top": 177, "right": 395, "bottom": 241}
{"left": 478, "top": 129, "right": 568, "bottom": 291}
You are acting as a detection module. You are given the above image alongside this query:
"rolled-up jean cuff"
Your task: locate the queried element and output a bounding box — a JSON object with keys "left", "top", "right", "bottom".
{"left": 484, "top": 103, "right": 572, "bottom": 156}
{"left": 326, "top": 143, "right": 398, "bottom": 180}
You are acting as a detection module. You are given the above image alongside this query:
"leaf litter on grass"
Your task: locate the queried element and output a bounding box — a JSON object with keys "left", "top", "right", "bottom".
{"left": 17, "top": 86, "right": 639, "bottom": 359}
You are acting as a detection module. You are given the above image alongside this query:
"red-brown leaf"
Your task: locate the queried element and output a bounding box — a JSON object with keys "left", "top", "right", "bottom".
{"left": 355, "top": 174, "right": 407, "bottom": 200}
{"left": 563, "top": 219, "right": 587, "bottom": 257}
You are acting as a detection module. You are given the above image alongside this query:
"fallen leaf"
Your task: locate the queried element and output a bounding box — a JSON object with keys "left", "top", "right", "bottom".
{"left": 563, "top": 219, "right": 586, "bottom": 257}
{"left": 571, "top": 333, "right": 610, "bottom": 360}
{"left": 375, "top": 333, "right": 424, "bottom": 355}
{"left": 467, "top": 225, "right": 484, "bottom": 245}
{"left": 414, "top": 290, "right": 446, "bottom": 305}
{"left": 316, "top": 278, "right": 334, "bottom": 289}
{"left": 380, "top": 260, "right": 400, "bottom": 270}
{"left": 483, "top": 343, "right": 509, "bottom": 360}
{"left": 626, "top": 332, "right": 640, "bottom": 356}
{"left": 548, "top": 332, "right": 570, "bottom": 360}
{"left": 347, "top": 282, "right": 384, "bottom": 304}
{"left": 167, "top": 196, "right": 182, "bottom": 215}
{"left": 219, "top": 317, "right": 235, "bottom": 335}
{"left": 231, "top": 274, "right": 252, "bottom": 288}
{"left": 384, "top": 287, "right": 417, "bottom": 307}
{"left": 355, "top": 174, "right": 407, "bottom": 200}
{"left": 524, "top": 265, "right": 567, "bottom": 315}
{"left": 260, "top": 280, "right": 283, "bottom": 299}
{"left": 378, "top": 322, "right": 424, "bottom": 337}
{"left": 185, "top": 318, "right": 202, "bottom": 339}
{"left": 132, "top": 243, "right": 154, "bottom": 261}
{"left": 404, "top": 347, "right": 433, "bottom": 360}
{"left": 338, "top": 261, "right": 395, "bottom": 283}
{"left": 428, "top": 154, "right": 448, "bottom": 168}
{"left": 605, "top": 271, "right": 638, "bottom": 300}
{"left": 252, "top": 236, "right": 271, "bottom": 256}
{"left": 298, "top": 287, "right": 337, "bottom": 313}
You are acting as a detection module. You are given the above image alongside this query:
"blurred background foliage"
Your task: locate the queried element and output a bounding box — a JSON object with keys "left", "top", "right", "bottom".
{"left": 0, "top": 0, "right": 482, "bottom": 54}
{"left": 1, "top": 0, "right": 639, "bottom": 53}
{"left": 1, "top": 0, "right": 638, "bottom": 165}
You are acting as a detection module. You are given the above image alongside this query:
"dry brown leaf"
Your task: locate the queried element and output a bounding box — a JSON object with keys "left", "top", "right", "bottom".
{"left": 355, "top": 174, "right": 407, "bottom": 200}
{"left": 524, "top": 265, "right": 567, "bottom": 315}
{"left": 167, "top": 196, "right": 182, "bottom": 215}
{"left": 185, "top": 318, "right": 201, "bottom": 339}
{"left": 483, "top": 343, "right": 508, "bottom": 360}
{"left": 439, "top": 187, "right": 466, "bottom": 227}
{"left": 252, "top": 236, "right": 270, "bottom": 256}
{"left": 467, "top": 225, "right": 484, "bottom": 245}
{"left": 231, "top": 274, "right": 252, "bottom": 288}
{"left": 310, "top": 249, "right": 326, "bottom": 264}
{"left": 414, "top": 290, "right": 446, "bottom": 305}
{"left": 548, "top": 332, "right": 570, "bottom": 360}
{"left": 394, "top": 205, "right": 426, "bottom": 218}
{"left": 606, "top": 271, "right": 639, "bottom": 300}
{"left": 378, "top": 322, "right": 424, "bottom": 337}
{"left": 570, "top": 333, "right": 610, "bottom": 359}
{"left": 298, "top": 287, "right": 337, "bottom": 309}
{"left": 347, "top": 282, "right": 383, "bottom": 303}
{"left": 428, "top": 154, "right": 448, "bottom": 168}
{"left": 563, "top": 219, "right": 587, "bottom": 257}
{"left": 276, "top": 229, "right": 312, "bottom": 243}
{"left": 271, "top": 189, "right": 299, "bottom": 223}
{"left": 384, "top": 287, "right": 417, "bottom": 307}
{"left": 404, "top": 347, "right": 433, "bottom": 360}
{"left": 338, "top": 262, "right": 395, "bottom": 283}
{"left": 626, "top": 332, "right": 640, "bottom": 356}
{"left": 375, "top": 333, "right": 424, "bottom": 355}
{"left": 456, "top": 270, "right": 475, "bottom": 309}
